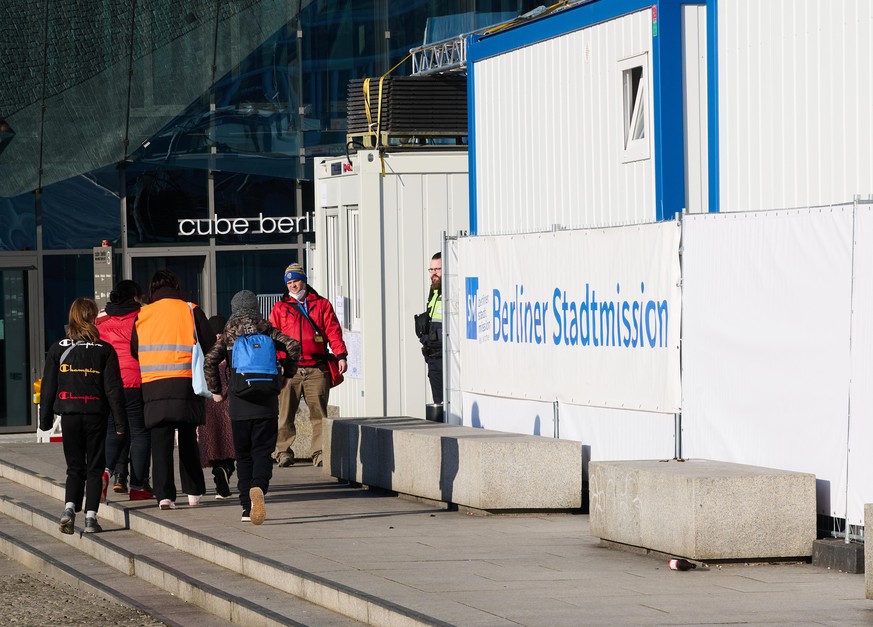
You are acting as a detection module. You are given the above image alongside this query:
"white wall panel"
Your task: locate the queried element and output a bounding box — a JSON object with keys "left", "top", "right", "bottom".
{"left": 559, "top": 405, "right": 676, "bottom": 471}
{"left": 474, "top": 9, "right": 655, "bottom": 234}
{"left": 718, "top": 0, "right": 873, "bottom": 211}
{"left": 460, "top": 393, "right": 556, "bottom": 436}
{"left": 681, "top": 5, "right": 708, "bottom": 213}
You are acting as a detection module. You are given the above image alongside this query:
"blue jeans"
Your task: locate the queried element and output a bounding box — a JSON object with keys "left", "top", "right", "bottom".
{"left": 105, "top": 388, "right": 150, "bottom": 489}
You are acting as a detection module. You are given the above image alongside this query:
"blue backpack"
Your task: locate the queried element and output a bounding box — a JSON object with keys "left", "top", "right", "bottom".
{"left": 230, "top": 333, "right": 281, "bottom": 399}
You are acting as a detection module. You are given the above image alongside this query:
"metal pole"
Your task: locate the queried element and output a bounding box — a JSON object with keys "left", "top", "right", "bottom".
{"left": 553, "top": 401, "right": 559, "bottom": 439}
{"left": 844, "top": 196, "right": 859, "bottom": 543}
{"left": 675, "top": 210, "right": 685, "bottom": 460}
{"left": 441, "top": 230, "right": 449, "bottom": 423}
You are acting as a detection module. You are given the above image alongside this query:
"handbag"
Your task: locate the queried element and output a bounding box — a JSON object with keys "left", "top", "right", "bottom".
{"left": 325, "top": 352, "right": 344, "bottom": 388}
{"left": 188, "top": 303, "right": 212, "bottom": 398}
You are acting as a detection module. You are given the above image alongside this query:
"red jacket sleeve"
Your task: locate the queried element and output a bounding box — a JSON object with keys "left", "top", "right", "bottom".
{"left": 316, "top": 299, "right": 347, "bottom": 359}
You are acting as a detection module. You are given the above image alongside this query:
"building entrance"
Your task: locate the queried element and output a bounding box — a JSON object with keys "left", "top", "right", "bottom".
{"left": 0, "top": 262, "right": 39, "bottom": 430}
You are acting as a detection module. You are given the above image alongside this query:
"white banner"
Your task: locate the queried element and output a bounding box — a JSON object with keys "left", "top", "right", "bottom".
{"left": 847, "top": 203, "right": 873, "bottom": 525}
{"left": 682, "top": 207, "right": 855, "bottom": 520}
{"left": 457, "top": 222, "right": 681, "bottom": 413}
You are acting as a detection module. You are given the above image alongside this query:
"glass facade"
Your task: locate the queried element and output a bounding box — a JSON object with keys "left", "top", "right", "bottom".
{"left": 0, "top": 0, "right": 539, "bottom": 430}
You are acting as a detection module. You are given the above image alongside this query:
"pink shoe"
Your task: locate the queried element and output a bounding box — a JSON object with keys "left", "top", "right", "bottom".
{"left": 158, "top": 499, "right": 175, "bottom": 510}
{"left": 187, "top": 494, "right": 203, "bottom": 507}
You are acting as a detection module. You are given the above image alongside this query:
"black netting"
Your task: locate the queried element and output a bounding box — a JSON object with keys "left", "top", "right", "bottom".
{"left": 0, "top": 0, "right": 289, "bottom": 198}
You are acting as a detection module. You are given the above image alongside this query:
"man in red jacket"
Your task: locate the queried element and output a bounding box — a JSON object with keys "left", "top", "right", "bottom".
{"left": 270, "top": 263, "right": 347, "bottom": 467}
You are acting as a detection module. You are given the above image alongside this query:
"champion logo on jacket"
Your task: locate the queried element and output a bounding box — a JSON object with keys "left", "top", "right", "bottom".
{"left": 57, "top": 391, "right": 101, "bottom": 403}
{"left": 59, "top": 339, "right": 103, "bottom": 348}
{"left": 59, "top": 364, "right": 100, "bottom": 375}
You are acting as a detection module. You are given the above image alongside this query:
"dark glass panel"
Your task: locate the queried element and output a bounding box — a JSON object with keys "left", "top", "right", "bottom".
{"left": 125, "top": 165, "right": 209, "bottom": 246}
{"left": 41, "top": 176, "right": 121, "bottom": 250}
{"left": 215, "top": 250, "right": 301, "bottom": 320}
{"left": 0, "top": 269, "right": 30, "bottom": 428}
{"left": 132, "top": 256, "right": 204, "bottom": 307}
{"left": 0, "top": 193, "right": 36, "bottom": 252}
{"left": 214, "top": 173, "right": 307, "bottom": 245}
{"left": 299, "top": 0, "right": 385, "bottom": 158}
{"left": 42, "top": 255, "right": 95, "bottom": 348}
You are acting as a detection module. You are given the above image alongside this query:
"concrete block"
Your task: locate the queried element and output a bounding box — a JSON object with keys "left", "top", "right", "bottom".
{"left": 291, "top": 401, "right": 339, "bottom": 459}
{"left": 812, "top": 538, "right": 864, "bottom": 574}
{"left": 324, "top": 417, "right": 583, "bottom": 511}
{"left": 589, "top": 459, "right": 816, "bottom": 561}
{"left": 866, "top": 504, "right": 873, "bottom": 599}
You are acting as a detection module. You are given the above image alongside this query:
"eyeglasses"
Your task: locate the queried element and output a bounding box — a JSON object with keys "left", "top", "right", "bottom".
{"left": 428, "top": 268, "right": 441, "bottom": 273}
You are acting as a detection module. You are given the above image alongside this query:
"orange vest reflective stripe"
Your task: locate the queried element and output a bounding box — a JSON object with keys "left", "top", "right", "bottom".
{"left": 136, "top": 299, "right": 196, "bottom": 384}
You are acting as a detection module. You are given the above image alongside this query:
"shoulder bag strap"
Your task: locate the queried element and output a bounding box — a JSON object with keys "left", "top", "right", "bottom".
{"left": 60, "top": 341, "right": 85, "bottom": 365}
{"left": 290, "top": 301, "right": 331, "bottom": 352}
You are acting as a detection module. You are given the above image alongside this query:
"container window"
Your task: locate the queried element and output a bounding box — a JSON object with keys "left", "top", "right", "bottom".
{"left": 619, "top": 53, "right": 650, "bottom": 163}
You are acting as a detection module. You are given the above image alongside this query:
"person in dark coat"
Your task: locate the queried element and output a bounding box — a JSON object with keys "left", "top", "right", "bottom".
{"left": 131, "top": 270, "right": 212, "bottom": 509}
{"left": 199, "top": 314, "right": 236, "bottom": 499}
{"left": 39, "top": 297, "right": 128, "bottom": 534}
{"left": 204, "top": 290, "right": 299, "bottom": 524}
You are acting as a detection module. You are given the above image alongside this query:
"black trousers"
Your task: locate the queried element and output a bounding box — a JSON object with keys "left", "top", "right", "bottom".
{"left": 150, "top": 422, "right": 205, "bottom": 502}
{"left": 426, "top": 355, "right": 443, "bottom": 404}
{"left": 232, "top": 418, "right": 278, "bottom": 510}
{"left": 61, "top": 413, "right": 107, "bottom": 513}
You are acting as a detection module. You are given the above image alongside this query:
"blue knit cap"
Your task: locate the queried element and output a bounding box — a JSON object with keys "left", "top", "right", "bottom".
{"left": 284, "top": 263, "right": 307, "bottom": 283}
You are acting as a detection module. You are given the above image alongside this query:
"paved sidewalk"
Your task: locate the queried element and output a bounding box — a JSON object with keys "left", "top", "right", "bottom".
{"left": 1, "top": 440, "right": 870, "bottom": 626}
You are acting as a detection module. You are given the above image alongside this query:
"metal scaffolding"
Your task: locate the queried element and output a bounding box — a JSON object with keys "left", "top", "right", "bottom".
{"left": 410, "top": 35, "right": 468, "bottom": 76}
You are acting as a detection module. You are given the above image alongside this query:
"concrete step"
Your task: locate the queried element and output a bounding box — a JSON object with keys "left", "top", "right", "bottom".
{"left": 0, "top": 510, "right": 232, "bottom": 627}
{"left": 0, "top": 454, "right": 447, "bottom": 626}
{"left": 0, "top": 477, "right": 364, "bottom": 626}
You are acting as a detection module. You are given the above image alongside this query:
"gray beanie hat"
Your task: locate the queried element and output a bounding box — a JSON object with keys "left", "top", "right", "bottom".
{"left": 229, "top": 290, "right": 260, "bottom": 321}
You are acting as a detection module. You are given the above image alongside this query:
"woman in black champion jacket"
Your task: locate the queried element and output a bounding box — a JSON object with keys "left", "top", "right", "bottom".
{"left": 39, "top": 298, "right": 128, "bottom": 535}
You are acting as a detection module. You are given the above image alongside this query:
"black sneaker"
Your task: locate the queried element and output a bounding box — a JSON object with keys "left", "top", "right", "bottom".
{"left": 214, "top": 467, "right": 232, "bottom": 499}
{"left": 59, "top": 508, "right": 75, "bottom": 535}
{"left": 113, "top": 475, "right": 128, "bottom": 494}
{"left": 241, "top": 509, "right": 251, "bottom": 522}
{"left": 277, "top": 452, "right": 294, "bottom": 467}
{"left": 84, "top": 517, "right": 102, "bottom": 533}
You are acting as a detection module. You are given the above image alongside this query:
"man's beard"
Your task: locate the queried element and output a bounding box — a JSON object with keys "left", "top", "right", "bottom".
{"left": 431, "top": 276, "right": 441, "bottom": 291}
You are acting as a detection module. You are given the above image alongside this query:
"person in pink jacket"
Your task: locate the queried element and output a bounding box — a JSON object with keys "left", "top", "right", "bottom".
{"left": 96, "top": 280, "right": 153, "bottom": 501}
{"left": 269, "top": 263, "right": 347, "bottom": 468}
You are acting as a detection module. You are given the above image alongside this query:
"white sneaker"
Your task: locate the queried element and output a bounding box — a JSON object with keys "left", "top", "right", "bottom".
{"left": 158, "top": 499, "right": 175, "bottom": 510}
{"left": 188, "top": 494, "right": 203, "bottom": 507}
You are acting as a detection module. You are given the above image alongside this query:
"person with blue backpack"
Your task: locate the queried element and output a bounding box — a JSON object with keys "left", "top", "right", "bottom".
{"left": 203, "top": 290, "right": 300, "bottom": 524}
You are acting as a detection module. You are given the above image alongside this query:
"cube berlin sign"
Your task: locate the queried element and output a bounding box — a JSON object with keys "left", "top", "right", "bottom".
{"left": 177, "top": 212, "right": 313, "bottom": 236}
